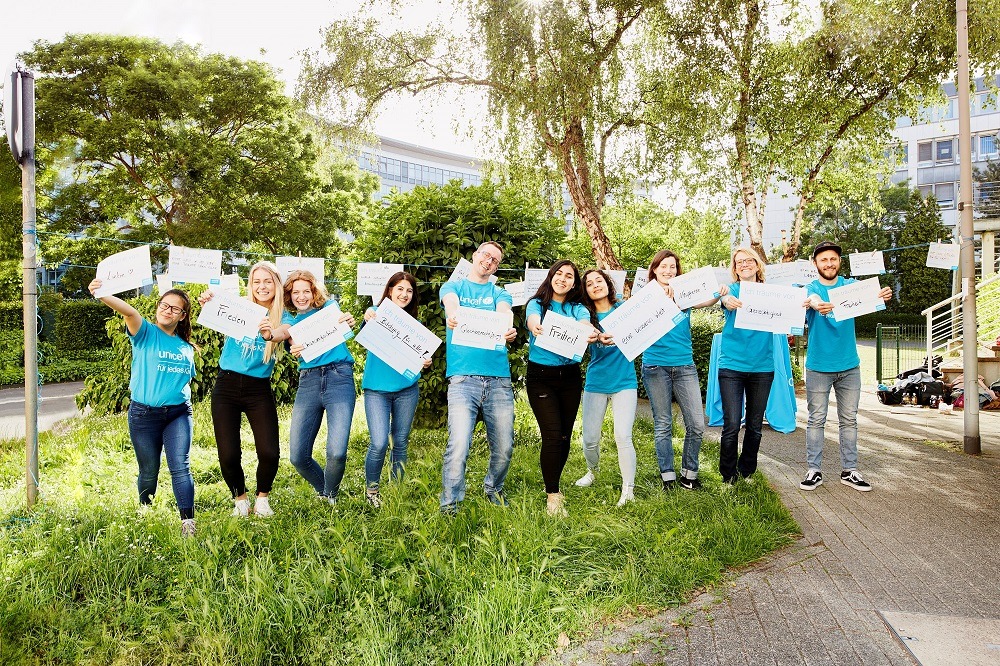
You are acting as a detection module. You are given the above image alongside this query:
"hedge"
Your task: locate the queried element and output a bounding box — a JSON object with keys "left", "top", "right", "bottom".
{"left": 55, "top": 299, "right": 113, "bottom": 351}
{"left": 854, "top": 312, "right": 926, "bottom": 338}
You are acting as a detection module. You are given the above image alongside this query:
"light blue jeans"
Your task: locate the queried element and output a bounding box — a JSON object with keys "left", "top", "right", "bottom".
{"left": 363, "top": 383, "right": 420, "bottom": 489}
{"left": 581, "top": 389, "right": 637, "bottom": 488}
{"left": 642, "top": 364, "right": 705, "bottom": 480}
{"left": 289, "top": 362, "right": 356, "bottom": 499}
{"left": 440, "top": 375, "right": 515, "bottom": 508}
{"left": 805, "top": 365, "right": 861, "bottom": 471}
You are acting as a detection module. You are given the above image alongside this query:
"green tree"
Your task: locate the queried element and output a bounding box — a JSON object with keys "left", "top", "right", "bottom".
{"left": 347, "top": 180, "right": 566, "bottom": 426}
{"left": 22, "top": 35, "right": 376, "bottom": 263}
{"left": 898, "top": 190, "right": 951, "bottom": 314}
{"left": 299, "top": 1, "right": 684, "bottom": 270}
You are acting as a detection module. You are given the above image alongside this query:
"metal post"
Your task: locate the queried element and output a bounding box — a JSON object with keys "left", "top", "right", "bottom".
{"left": 19, "top": 69, "right": 39, "bottom": 504}
{"left": 876, "top": 323, "right": 883, "bottom": 382}
{"left": 956, "top": 0, "right": 981, "bottom": 455}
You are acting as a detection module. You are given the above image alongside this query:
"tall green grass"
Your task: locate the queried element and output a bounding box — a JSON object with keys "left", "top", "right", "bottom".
{"left": 0, "top": 401, "right": 797, "bottom": 665}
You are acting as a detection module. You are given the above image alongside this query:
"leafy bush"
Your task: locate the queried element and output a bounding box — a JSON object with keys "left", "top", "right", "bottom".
{"left": 854, "top": 312, "right": 926, "bottom": 338}
{"left": 345, "top": 181, "right": 567, "bottom": 426}
{"left": 76, "top": 285, "right": 302, "bottom": 415}
{"left": 0, "top": 301, "right": 20, "bottom": 332}
{"left": 55, "top": 299, "right": 112, "bottom": 351}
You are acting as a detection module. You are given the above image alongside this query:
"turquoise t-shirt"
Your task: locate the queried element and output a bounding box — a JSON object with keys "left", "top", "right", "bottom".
{"left": 440, "top": 279, "right": 513, "bottom": 378}
{"left": 219, "top": 334, "right": 275, "bottom": 379}
{"left": 585, "top": 305, "right": 638, "bottom": 393}
{"left": 642, "top": 310, "right": 694, "bottom": 367}
{"left": 525, "top": 298, "right": 590, "bottom": 366}
{"left": 281, "top": 299, "right": 355, "bottom": 369}
{"left": 360, "top": 306, "right": 420, "bottom": 392}
{"left": 718, "top": 282, "right": 775, "bottom": 373}
{"left": 805, "top": 277, "right": 862, "bottom": 373}
{"left": 128, "top": 318, "right": 196, "bottom": 407}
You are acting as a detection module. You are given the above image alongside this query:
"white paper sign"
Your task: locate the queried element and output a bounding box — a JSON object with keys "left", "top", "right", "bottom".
{"left": 216, "top": 273, "right": 242, "bottom": 296}
{"left": 451, "top": 306, "right": 514, "bottom": 351}
{"left": 196, "top": 293, "right": 268, "bottom": 342}
{"left": 168, "top": 246, "right": 223, "bottom": 285}
{"left": 93, "top": 246, "right": 154, "bottom": 297}
{"left": 713, "top": 266, "right": 732, "bottom": 288}
{"left": 288, "top": 305, "right": 355, "bottom": 362}
{"left": 632, "top": 268, "right": 649, "bottom": 292}
{"left": 606, "top": 270, "right": 627, "bottom": 299}
{"left": 156, "top": 273, "right": 173, "bottom": 294}
{"left": 448, "top": 258, "right": 498, "bottom": 284}
{"left": 357, "top": 262, "right": 405, "bottom": 297}
{"left": 355, "top": 299, "right": 442, "bottom": 380}
{"left": 735, "top": 282, "right": 807, "bottom": 335}
{"left": 848, "top": 251, "right": 886, "bottom": 276}
{"left": 535, "top": 310, "right": 592, "bottom": 362}
{"left": 599, "top": 280, "right": 685, "bottom": 362}
{"left": 926, "top": 242, "right": 960, "bottom": 270}
{"left": 765, "top": 260, "right": 817, "bottom": 287}
{"left": 503, "top": 281, "right": 528, "bottom": 307}
{"left": 829, "top": 277, "right": 886, "bottom": 321}
{"left": 668, "top": 266, "right": 721, "bottom": 310}
{"left": 523, "top": 268, "right": 549, "bottom": 295}
{"left": 276, "top": 256, "right": 326, "bottom": 282}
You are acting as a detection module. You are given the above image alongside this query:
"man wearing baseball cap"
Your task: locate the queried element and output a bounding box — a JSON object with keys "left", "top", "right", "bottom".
{"left": 799, "top": 241, "right": 892, "bottom": 492}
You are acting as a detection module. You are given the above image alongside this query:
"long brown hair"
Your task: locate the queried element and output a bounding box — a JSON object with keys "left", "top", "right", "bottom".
{"left": 580, "top": 269, "right": 618, "bottom": 328}
{"left": 378, "top": 272, "right": 420, "bottom": 317}
{"left": 647, "top": 249, "right": 683, "bottom": 284}
{"left": 159, "top": 289, "right": 192, "bottom": 344}
{"left": 283, "top": 270, "right": 328, "bottom": 311}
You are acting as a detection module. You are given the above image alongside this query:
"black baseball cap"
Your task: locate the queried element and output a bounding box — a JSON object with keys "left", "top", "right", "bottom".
{"left": 811, "top": 241, "right": 842, "bottom": 259}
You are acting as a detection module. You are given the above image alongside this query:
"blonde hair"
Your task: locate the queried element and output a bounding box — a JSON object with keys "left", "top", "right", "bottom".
{"left": 729, "top": 246, "right": 767, "bottom": 283}
{"left": 283, "top": 270, "right": 328, "bottom": 311}
{"left": 248, "top": 261, "right": 284, "bottom": 363}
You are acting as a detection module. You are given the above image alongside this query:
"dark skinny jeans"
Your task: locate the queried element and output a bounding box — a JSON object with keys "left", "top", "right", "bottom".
{"left": 526, "top": 361, "right": 583, "bottom": 494}
{"left": 211, "top": 369, "right": 280, "bottom": 497}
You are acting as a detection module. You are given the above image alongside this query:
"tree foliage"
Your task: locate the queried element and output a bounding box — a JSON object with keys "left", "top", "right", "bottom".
{"left": 21, "top": 35, "right": 377, "bottom": 271}
{"left": 346, "top": 180, "right": 566, "bottom": 426}
{"left": 898, "top": 190, "right": 951, "bottom": 314}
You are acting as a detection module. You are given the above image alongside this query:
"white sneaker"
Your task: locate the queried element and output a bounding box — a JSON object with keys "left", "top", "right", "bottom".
{"left": 546, "top": 493, "right": 568, "bottom": 517}
{"left": 616, "top": 487, "right": 635, "bottom": 507}
{"left": 253, "top": 496, "right": 273, "bottom": 517}
{"left": 575, "top": 470, "right": 596, "bottom": 487}
{"left": 232, "top": 498, "right": 251, "bottom": 517}
{"left": 180, "top": 518, "right": 196, "bottom": 538}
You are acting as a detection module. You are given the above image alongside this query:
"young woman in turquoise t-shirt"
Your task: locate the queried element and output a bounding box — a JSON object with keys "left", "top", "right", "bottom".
{"left": 89, "top": 277, "right": 197, "bottom": 538}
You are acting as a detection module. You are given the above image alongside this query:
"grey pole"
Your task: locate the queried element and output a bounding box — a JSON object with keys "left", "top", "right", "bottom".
{"left": 19, "top": 68, "right": 39, "bottom": 504}
{"left": 956, "top": 0, "right": 981, "bottom": 455}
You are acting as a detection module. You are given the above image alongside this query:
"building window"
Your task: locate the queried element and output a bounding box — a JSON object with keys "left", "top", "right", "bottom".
{"left": 935, "top": 182, "right": 955, "bottom": 209}
{"left": 918, "top": 184, "right": 933, "bottom": 199}
{"left": 981, "top": 134, "right": 998, "bottom": 157}
{"left": 936, "top": 138, "right": 954, "bottom": 163}
{"left": 918, "top": 141, "right": 933, "bottom": 165}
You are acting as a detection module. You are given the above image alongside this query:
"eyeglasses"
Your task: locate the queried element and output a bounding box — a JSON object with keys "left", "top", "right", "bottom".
{"left": 158, "top": 302, "right": 186, "bottom": 315}
{"left": 477, "top": 253, "right": 501, "bottom": 266}
{"left": 735, "top": 258, "right": 757, "bottom": 267}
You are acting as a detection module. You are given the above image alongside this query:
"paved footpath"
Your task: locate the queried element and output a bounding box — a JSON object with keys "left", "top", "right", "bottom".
{"left": 548, "top": 391, "right": 1000, "bottom": 665}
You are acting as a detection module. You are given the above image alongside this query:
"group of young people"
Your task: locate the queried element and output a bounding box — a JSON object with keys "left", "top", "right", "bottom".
{"left": 89, "top": 238, "right": 887, "bottom": 535}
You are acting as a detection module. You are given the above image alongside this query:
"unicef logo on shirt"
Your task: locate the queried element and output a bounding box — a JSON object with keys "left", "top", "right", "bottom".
{"left": 483, "top": 297, "right": 494, "bottom": 305}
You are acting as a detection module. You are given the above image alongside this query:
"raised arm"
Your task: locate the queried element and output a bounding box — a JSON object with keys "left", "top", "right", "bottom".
{"left": 89, "top": 278, "right": 143, "bottom": 336}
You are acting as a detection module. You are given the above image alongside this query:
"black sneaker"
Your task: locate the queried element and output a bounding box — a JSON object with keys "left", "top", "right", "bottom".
{"left": 678, "top": 477, "right": 702, "bottom": 491}
{"left": 799, "top": 470, "right": 823, "bottom": 491}
{"left": 365, "top": 490, "right": 382, "bottom": 508}
{"left": 840, "top": 470, "right": 872, "bottom": 492}
{"left": 440, "top": 503, "right": 458, "bottom": 516}
{"left": 485, "top": 490, "right": 508, "bottom": 507}
{"left": 661, "top": 479, "right": 675, "bottom": 492}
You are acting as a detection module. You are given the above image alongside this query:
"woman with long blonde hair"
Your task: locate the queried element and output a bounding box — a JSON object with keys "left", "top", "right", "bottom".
{"left": 200, "top": 261, "right": 290, "bottom": 517}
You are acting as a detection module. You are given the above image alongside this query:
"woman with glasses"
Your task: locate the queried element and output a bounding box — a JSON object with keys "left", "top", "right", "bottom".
{"left": 717, "top": 246, "right": 776, "bottom": 485}
{"left": 88, "top": 278, "right": 198, "bottom": 538}
{"left": 198, "top": 261, "right": 289, "bottom": 518}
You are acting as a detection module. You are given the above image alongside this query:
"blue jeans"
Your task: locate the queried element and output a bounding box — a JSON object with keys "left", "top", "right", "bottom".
{"left": 581, "top": 389, "right": 637, "bottom": 488}
{"left": 805, "top": 366, "right": 861, "bottom": 471}
{"left": 441, "top": 375, "right": 515, "bottom": 508}
{"left": 718, "top": 368, "right": 774, "bottom": 481}
{"left": 289, "top": 362, "right": 356, "bottom": 498}
{"left": 127, "top": 400, "right": 195, "bottom": 519}
{"left": 642, "top": 364, "right": 705, "bottom": 480}
{"left": 363, "top": 384, "right": 420, "bottom": 488}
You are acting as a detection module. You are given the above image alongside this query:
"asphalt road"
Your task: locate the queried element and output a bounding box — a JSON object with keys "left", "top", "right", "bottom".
{"left": 0, "top": 381, "right": 85, "bottom": 441}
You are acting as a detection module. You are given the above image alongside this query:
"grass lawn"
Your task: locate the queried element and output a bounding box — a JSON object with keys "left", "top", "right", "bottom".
{"left": 0, "top": 399, "right": 798, "bottom": 665}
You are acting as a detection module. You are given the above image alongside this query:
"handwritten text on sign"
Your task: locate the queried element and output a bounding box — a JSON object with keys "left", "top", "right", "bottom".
{"left": 926, "top": 242, "right": 960, "bottom": 270}
{"left": 600, "top": 280, "right": 684, "bottom": 362}
{"left": 503, "top": 281, "right": 528, "bottom": 307}
{"left": 535, "top": 310, "right": 591, "bottom": 362}
{"left": 94, "top": 245, "right": 153, "bottom": 297}
{"left": 196, "top": 293, "right": 267, "bottom": 342}
{"left": 168, "top": 246, "right": 223, "bottom": 284}
{"left": 355, "top": 299, "right": 442, "bottom": 380}
{"left": 668, "top": 266, "right": 721, "bottom": 310}
{"left": 735, "top": 282, "right": 807, "bottom": 335}
{"left": 632, "top": 268, "right": 649, "bottom": 291}
{"left": 288, "top": 305, "right": 354, "bottom": 363}
{"left": 357, "top": 262, "right": 405, "bottom": 297}
{"left": 848, "top": 251, "right": 886, "bottom": 276}
{"left": 829, "top": 277, "right": 886, "bottom": 322}
{"left": 451, "top": 307, "right": 513, "bottom": 351}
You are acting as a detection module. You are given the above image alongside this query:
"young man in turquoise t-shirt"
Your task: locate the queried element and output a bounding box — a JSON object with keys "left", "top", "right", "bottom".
{"left": 439, "top": 241, "right": 517, "bottom": 513}
{"left": 800, "top": 241, "right": 892, "bottom": 493}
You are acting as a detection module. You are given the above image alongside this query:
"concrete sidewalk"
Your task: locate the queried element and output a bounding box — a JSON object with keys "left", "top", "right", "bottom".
{"left": 548, "top": 391, "right": 1000, "bottom": 665}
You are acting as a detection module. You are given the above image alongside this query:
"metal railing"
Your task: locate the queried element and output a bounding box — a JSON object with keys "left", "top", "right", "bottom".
{"left": 876, "top": 324, "right": 928, "bottom": 383}
{"left": 921, "top": 272, "right": 1000, "bottom": 369}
